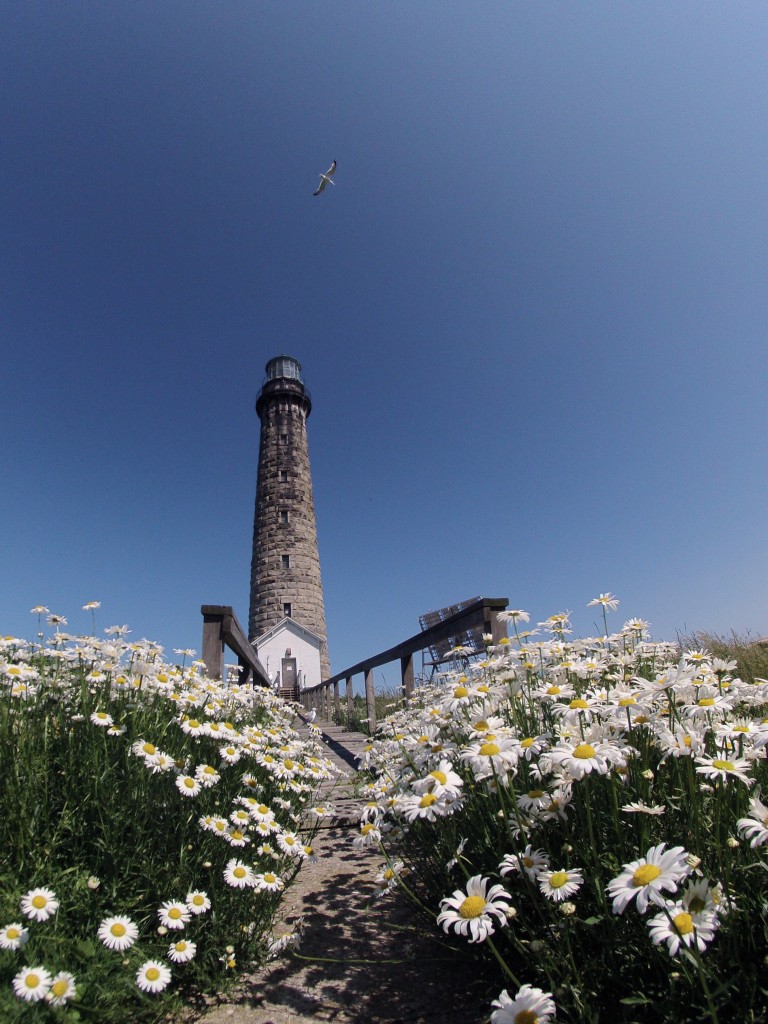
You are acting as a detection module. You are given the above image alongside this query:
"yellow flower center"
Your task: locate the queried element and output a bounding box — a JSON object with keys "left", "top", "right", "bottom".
{"left": 24, "top": 973, "right": 41, "bottom": 989}
{"left": 6, "top": 927, "right": 20, "bottom": 939}
{"left": 420, "top": 793, "right": 438, "bottom": 807}
{"left": 142, "top": 743, "right": 156, "bottom": 755}
{"left": 479, "top": 741, "right": 501, "bottom": 756}
{"left": 184, "top": 778, "right": 195, "bottom": 788}
{"left": 573, "top": 743, "right": 596, "bottom": 759}
{"left": 188, "top": 719, "right": 200, "bottom": 728}
{"left": 514, "top": 1011, "right": 538, "bottom": 1024}
{"left": 458, "top": 895, "right": 486, "bottom": 919}
{"left": 569, "top": 698, "right": 589, "bottom": 709}
{"left": 712, "top": 760, "right": 735, "bottom": 771}
{"left": 618, "top": 697, "right": 636, "bottom": 706}
{"left": 698, "top": 698, "right": 715, "bottom": 707}
{"left": 169, "top": 907, "right": 182, "bottom": 919}
{"left": 111, "top": 923, "right": 126, "bottom": 936}
{"left": 549, "top": 871, "right": 569, "bottom": 888}
{"left": 231, "top": 830, "right": 245, "bottom": 841}
{"left": 284, "top": 759, "right": 294, "bottom": 770}
{"left": 234, "top": 867, "right": 246, "bottom": 879}
{"left": 527, "top": 789, "right": 545, "bottom": 799}
{"left": 264, "top": 873, "right": 276, "bottom": 884}
{"left": 361, "top": 823, "right": 376, "bottom": 835}
{"left": 673, "top": 912, "right": 694, "bottom": 935}
{"left": 454, "top": 686, "right": 469, "bottom": 698}
{"left": 52, "top": 979, "right": 69, "bottom": 997}
{"left": 191, "top": 896, "right": 205, "bottom": 906}
{"left": 430, "top": 770, "right": 447, "bottom": 785}
{"left": 146, "top": 967, "right": 160, "bottom": 982}
{"left": 523, "top": 857, "right": 534, "bottom": 868}
{"left": 687, "top": 896, "right": 706, "bottom": 914}
{"left": 258, "top": 805, "right": 269, "bottom": 814}
{"left": 632, "top": 864, "right": 662, "bottom": 887}
{"left": 546, "top": 685, "right": 561, "bottom": 695}
{"left": 520, "top": 737, "right": 535, "bottom": 748}
{"left": 683, "top": 736, "right": 692, "bottom": 747}
{"left": 32, "top": 895, "right": 48, "bottom": 909}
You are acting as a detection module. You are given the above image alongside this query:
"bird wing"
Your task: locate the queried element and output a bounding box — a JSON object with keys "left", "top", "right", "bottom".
{"left": 313, "top": 176, "right": 328, "bottom": 196}
{"left": 325, "top": 160, "right": 337, "bottom": 178}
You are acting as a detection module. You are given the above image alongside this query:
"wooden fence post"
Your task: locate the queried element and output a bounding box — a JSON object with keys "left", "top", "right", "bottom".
{"left": 333, "top": 681, "right": 340, "bottom": 724}
{"left": 365, "top": 667, "right": 376, "bottom": 734}
{"left": 201, "top": 612, "right": 224, "bottom": 682}
{"left": 346, "top": 676, "right": 354, "bottom": 731}
{"left": 400, "top": 653, "right": 414, "bottom": 699}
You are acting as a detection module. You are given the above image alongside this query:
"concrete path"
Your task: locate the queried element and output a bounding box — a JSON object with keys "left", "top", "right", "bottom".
{"left": 179, "top": 721, "right": 493, "bottom": 1024}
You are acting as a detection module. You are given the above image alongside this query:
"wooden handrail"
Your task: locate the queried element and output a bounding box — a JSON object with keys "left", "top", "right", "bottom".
{"left": 201, "top": 605, "right": 271, "bottom": 686}
{"left": 302, "top": 597, "right": 508, "bottom": 732}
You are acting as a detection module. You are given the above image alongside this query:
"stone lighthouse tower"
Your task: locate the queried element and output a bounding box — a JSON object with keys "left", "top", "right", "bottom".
{"left": 248, "top": 355, "right": 330, "bottom": 693}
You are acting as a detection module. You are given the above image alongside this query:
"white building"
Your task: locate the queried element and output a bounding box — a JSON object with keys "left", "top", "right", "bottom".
{"left": 253, "top": 617, "right": 324, "bottom": 695}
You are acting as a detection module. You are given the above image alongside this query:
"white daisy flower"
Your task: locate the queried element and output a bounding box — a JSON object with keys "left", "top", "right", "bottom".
{"left": 224, "top": 859, "right": 256, "bottom": 889}
{"left": 538, "top": 867, "right": 584, "bottom": 902}
{"left": 158, "top": 901, "right": 191, "bottom": 930}
{"left": 168, "top": 939, "right": 197, "bottom": 963}
{"left": 175, "top": 775, "right": 202, "bottom": 797}
{"left": 695, "top": 754, "right": 754, "bottom": 786}
{"left": 647, "top": 901, "right": 719, "bottom": 956}
{"left": 606, "top": 844, "right": 690, "bottom": 915}
{"left": 185, "top": 890, "right": 211, "bottom": 915}
{"left": 0, "top": 923, "right": 29, "bottom": 950}
{"left": 135, "top": 960, "right": 172, "bottom": 994}
{"left": 90, "top": 710, "right": 113, "bottom": 727}
{"left": 491, "top": 984, "right": 556, "bottom": 1024}
{"left": 47, "top": 971, "right": 77, "bottom": 1006}
{"left": 275, "top": 831, "right": 302, "bottom": 855}
{"left": 352, "top": 822, "right": 383, "bottom": 847}
{"left": 194, "top": 763, "right": 221, "bottom": 787}
{"left": 499, "top": 846, "right": 549, "bottom": 881}
{"left": 98, "top": 915, "right": 139, "bottom": 950}
{"left": 254, "top": 871, "right": 284, "bottom": 893}
{"left": 12, "top": 966, "right": 52, "bottom": 1002}
{"left": 21, "top": 887, "right": 59, "bottom": 923}
{"left": 737, "top": 793, "right": 768, "bottom": 847}
{"left": 437, "top": 874, "right": 511, "bottom": 943}
{"left": 621, "top": 802, "right": 666, "bottom": 816}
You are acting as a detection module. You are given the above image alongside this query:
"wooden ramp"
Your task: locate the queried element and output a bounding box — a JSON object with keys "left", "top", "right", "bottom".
{"left": 293, "top": 718, "right": 371, "bottom": 828}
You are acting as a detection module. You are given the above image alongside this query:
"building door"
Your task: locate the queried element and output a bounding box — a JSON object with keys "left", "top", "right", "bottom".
{"left": 281, "top": 658, "right": 297, "bottom": 693}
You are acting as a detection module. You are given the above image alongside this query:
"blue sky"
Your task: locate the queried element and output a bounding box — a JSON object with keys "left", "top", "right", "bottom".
{"left": 2, "top": 2, "right": 766, "bottom": 678}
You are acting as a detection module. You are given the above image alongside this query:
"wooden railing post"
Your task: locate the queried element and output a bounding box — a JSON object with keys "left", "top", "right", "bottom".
{"left": 201, "top": 611, "right": 225, "bottom": 682}
{"left": 365, "top": 667, "right": 376, "bottom": 734}
{"left": 400, "top": 653, "right": 414, "bottom": 699}
{"left": 346, "top": 676, "right": 353, "bottom": 731}
{"left": 333, "top": 681, "right": 340, "bottom": 724}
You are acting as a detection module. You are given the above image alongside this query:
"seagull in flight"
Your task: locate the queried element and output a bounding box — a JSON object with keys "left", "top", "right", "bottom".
{"left": 313, "top": 160, "right": 337, "bottom": 196}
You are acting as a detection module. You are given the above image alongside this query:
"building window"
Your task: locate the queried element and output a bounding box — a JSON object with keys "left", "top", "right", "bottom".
{"left": 281, "top": 554, "right": 290, "bottom": 569}
{"left": 280, "top": 470, "right": 288, "bottom": 482}
{"left": 279, "top": 433, "right": 288, "bottom": 443}
{"left": 283, "top": 603, "right": 292, "bottom": 618}
{"left": 279, "top": 509, "right": 289, "bottom": 525}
